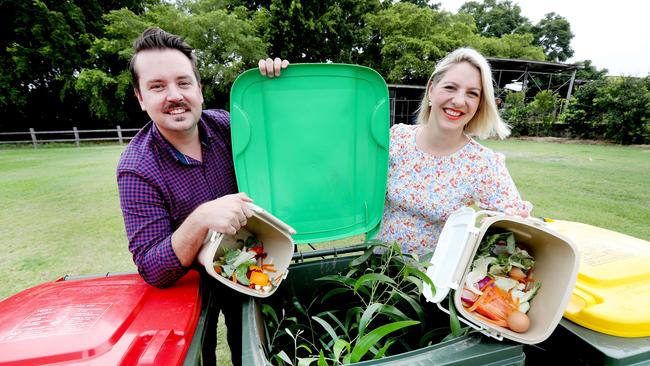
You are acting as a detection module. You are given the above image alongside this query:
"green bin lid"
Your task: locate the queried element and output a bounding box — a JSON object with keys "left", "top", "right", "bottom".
{"left": 230, "top": 64, "right": 389, "bottom": 244}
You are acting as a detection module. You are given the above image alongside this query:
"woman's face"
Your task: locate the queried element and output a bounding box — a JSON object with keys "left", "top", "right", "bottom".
{"left": 428, "top": 61, "right": 482, "bottom": 134}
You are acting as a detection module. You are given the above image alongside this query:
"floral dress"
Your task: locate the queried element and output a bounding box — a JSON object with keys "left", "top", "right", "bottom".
{"left": 375, "top": 123, "right": 532, "bottom": 257}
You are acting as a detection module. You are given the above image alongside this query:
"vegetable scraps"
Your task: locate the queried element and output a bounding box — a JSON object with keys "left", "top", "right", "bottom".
{"left": 213, "top": 234, "right": 281, "bottom": 294}
{"left": 462, "top": 231, "right": 541, "bottom": 333}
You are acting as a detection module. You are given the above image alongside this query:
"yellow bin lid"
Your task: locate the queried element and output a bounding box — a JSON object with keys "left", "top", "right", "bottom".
{"left": 547, "top": 220, "right": 650, "bottom": 337}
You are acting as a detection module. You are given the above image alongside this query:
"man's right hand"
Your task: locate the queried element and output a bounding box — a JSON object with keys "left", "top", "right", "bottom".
{"left": 171, "top": 192, "right": 255, "bottom": 267}
{"left": 197, "top": 192, "right": 254, "bottom": 235}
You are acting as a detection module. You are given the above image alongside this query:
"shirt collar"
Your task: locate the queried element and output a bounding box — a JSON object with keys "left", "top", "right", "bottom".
{"left": 151, "top": 115, "right": 213, "bottom": 165}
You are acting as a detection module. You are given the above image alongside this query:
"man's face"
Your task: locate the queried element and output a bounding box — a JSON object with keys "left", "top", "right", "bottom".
{"left": 134, "top": 49, "right": 204, "bottom": 137}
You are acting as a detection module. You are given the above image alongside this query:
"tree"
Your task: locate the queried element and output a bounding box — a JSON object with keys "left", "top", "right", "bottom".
{"left": 575, "top": 59, "right": 608, "bottom": 81}
{"left": 365, "top": 3, "right": 476, "bottom": 84}
{"left": 500, "top": 90, "right": 530, "bottom": 136}
{"left": 459, "top": 1, "right": 574, "bottom": 63}
{"left": 398, "top": 0, "right": 441, "bottom": 9}
{"left": 459, "top": 0, "right": 531, "bottom": 38}
{"left": 561, "top": 77, "right": 650, "bottom": 144}
{"left": 251, "top": 0, "right": 380, "bottom": 64}
{"left": 596, "top": 77, "right": 650, "bottom": 144}
{"left": 470, "top": 33, "right": 545, "bottom": 60}
{"left": 364, "top": 2, "right": 544, "bottom": 84}
{"left": 528, "top": 90, "right": 561, "bottom": 127}
{"left": 532, "top": 12, "right": 573, "bottom": 62}
{"left": 76, "top": 1, "right": 268, "bottom": 125}
{"left": 560, "top": 80, "right": 606, "bottom": 139}
{"left": 0, "top": 0, "right": 148, "bottom": 131}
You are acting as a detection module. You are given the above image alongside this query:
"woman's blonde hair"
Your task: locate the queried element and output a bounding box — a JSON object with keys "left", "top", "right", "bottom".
{"left": 416, "top": 47, "right": 510, "bottom": 139}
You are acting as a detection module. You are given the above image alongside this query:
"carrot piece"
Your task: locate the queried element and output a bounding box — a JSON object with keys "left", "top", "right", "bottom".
{"left": 273, "top": 271, "right": 285, "bottom": 285}
{"left": 250, "top": 271, "right": 270, "bottom": 286}
{"left": 473, "top": 312, "right": 509, "bottom": 328}
{"left": 262, "top": 264, "right": 277, "bottom": 272}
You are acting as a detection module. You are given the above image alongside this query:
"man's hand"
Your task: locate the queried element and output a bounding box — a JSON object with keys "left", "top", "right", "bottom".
{"left": 171, "top": 193, "right": 254, "bottom": 267}
{"left": 259, "top": 57, "right": 290, "bottom": 78}
{"left": 198, "top": 192, "right": 254, "bottom": 235}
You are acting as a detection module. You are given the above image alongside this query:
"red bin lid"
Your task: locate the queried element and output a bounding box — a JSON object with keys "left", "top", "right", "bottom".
{"left": 0, "top": 271, "right": 202, "bottom": 365}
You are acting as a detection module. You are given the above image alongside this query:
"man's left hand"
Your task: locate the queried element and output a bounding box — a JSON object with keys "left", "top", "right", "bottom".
{"left": 259, "top": 57, "right": 290, "bottom": 78}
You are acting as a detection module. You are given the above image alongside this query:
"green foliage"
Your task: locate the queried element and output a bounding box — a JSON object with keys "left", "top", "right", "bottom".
{"left": 78, "top": 0, "right": 268, "bottom": 124}
{"left": 527, "top": 90, "right": 561, "bottom": 134}
{"left": 75, "top": 69, "right": 128, "bottom": 123}
{"left": 252, "top": 0, "right": 380, "bottom": 64}
{"left": 559, "top": 80, "right": 606, "bottom": 139}
{"left": 470, "top": 33, "right": 545, "bottom": 60}
{"left": 595, "top": 77, "right": 650, "bottom": 144}
{"left": 459, "top": 0, "right": 573, "bottom": 62}
{"left": 575, "top": 60, "right": 608, "bottom": 81}
{"left": 0, "top": 0, "right": 147, "bottom": 131}
{"left": 459, "top": 0, "right": 530, "bottom": 38}
{"left": 364, "top": 2, "right": 545, "bottom": 85}
{"left": 532, "top": 12, "right": 574, "bottom": 62}
{"left": 365, "top": 3, "right": 475, "bottom": 84}
{"left": 262, "top": 241, "right": 462, "bottom": 365}
{"left": 500, "top": 91, "right": 530, "bottom": 136}
{"left": 560, "top": 77, "right": 650, "bottom": 144}
{"left": 0, "top": 0, "right": 624, "bottom": 138}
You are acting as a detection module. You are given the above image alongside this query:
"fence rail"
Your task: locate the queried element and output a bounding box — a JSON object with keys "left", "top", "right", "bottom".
{"left": 0, "top": 99, "right": 424, "bottom": 148}
{"left": 0, "top": 126, "right": 141, "bottom": 148}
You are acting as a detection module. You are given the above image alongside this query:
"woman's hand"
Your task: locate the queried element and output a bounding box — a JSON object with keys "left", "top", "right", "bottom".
{"left": 505, "top": 208, "right": 529, "bottom": 218}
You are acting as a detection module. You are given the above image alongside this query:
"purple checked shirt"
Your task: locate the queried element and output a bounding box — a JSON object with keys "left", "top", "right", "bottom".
{"left": 117, "top": 109, "right": 238, "bottom": 287}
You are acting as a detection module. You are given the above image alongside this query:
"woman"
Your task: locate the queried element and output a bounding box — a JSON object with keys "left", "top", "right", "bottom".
{"left": 375, "top": 47, "right": 532, "bottom": 256}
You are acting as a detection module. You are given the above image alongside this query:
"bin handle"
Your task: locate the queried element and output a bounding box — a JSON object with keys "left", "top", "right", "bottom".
{"left": 139, "top": 329, "right": 174, "bottom": 365}
{"left": 247, "top": 203, "right": 297, "bottom": 235}
{"left": 476, "top": 210, "right": 549, "bottom": 228}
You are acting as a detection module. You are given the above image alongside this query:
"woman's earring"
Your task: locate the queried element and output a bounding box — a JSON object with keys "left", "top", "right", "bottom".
{"left": 428, "top": 99, "right": 432, "bottom": 106}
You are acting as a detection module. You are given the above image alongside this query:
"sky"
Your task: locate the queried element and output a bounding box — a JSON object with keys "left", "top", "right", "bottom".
{"left": 436, "top": 0, "right": 650, "bottom": 77}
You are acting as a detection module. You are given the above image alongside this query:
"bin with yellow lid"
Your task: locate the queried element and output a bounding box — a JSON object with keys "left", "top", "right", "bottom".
{"left": 524, "top": 219, "right": 650, "bottom": 366}
{"left": 549, "top": 219, "right": 650, "bottom": 338}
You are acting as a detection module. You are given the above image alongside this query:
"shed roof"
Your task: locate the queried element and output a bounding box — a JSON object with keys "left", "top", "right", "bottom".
{"left": 487, "top": 57, "right": 583, "bottom": 74}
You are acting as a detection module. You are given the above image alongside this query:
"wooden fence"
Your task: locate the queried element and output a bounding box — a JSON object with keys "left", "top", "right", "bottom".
{"left": 0, "top": 99, "right": 424, "bottom": 148}
{"left": 0, "top": 126, "right": 141, "bottom": 148}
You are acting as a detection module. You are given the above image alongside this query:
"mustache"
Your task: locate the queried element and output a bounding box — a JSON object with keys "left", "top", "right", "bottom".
{"left": 163, "top": 101, "right": 190, "bottom": 112}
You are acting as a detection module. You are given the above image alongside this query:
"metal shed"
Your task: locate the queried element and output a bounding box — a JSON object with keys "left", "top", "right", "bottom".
{"left": 388, "top": 57, "right": 584, "bottom": 125}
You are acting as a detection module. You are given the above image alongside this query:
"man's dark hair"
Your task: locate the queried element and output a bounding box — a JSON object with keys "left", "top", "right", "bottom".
{"left": 129, "top": 27, "right": 201, "bottom": 92}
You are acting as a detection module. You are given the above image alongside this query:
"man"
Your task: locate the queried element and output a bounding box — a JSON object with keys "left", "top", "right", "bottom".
{"left": 117, "top": 27, "right": 287, "bottom": 365}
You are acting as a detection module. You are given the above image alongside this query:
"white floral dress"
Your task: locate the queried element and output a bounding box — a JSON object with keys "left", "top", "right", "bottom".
{"left": 375, "top": 123, "right": 532, "bottom": 256}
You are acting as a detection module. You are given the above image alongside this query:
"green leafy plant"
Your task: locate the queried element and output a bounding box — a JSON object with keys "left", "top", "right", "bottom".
{"left": 528, "top": 90, "right": 561, "bottom": 135}
{"left": 500, "top": 91, "right": 532, "bottom": 136}
{"left": 262, "top": 241, "right": 470, "bottom": 365}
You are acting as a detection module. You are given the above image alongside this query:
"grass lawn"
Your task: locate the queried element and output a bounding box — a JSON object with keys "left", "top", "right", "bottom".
{"left": 1, "top": 139, "right": 648, "bottom": 365}
{"left": 482, "top": 138, "right": 650, "bottom": 239}
{"left": 0, "top": 145, "right": 134, "bottom": 299}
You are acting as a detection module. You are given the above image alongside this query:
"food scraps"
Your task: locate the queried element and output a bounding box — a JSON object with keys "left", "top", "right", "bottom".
{"left": 213, "top": 234, "right": 280, "bottom": 294}
{"left": 461, "top": 231, "right": 541, "bottom": 333}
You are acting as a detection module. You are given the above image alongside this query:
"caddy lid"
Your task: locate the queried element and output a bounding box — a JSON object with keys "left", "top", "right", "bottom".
{"left": 230, "top": 64, "right": 389, "bottom": 243}
{"left": 423, "top": 207, "right": 479, "bottom": 304}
